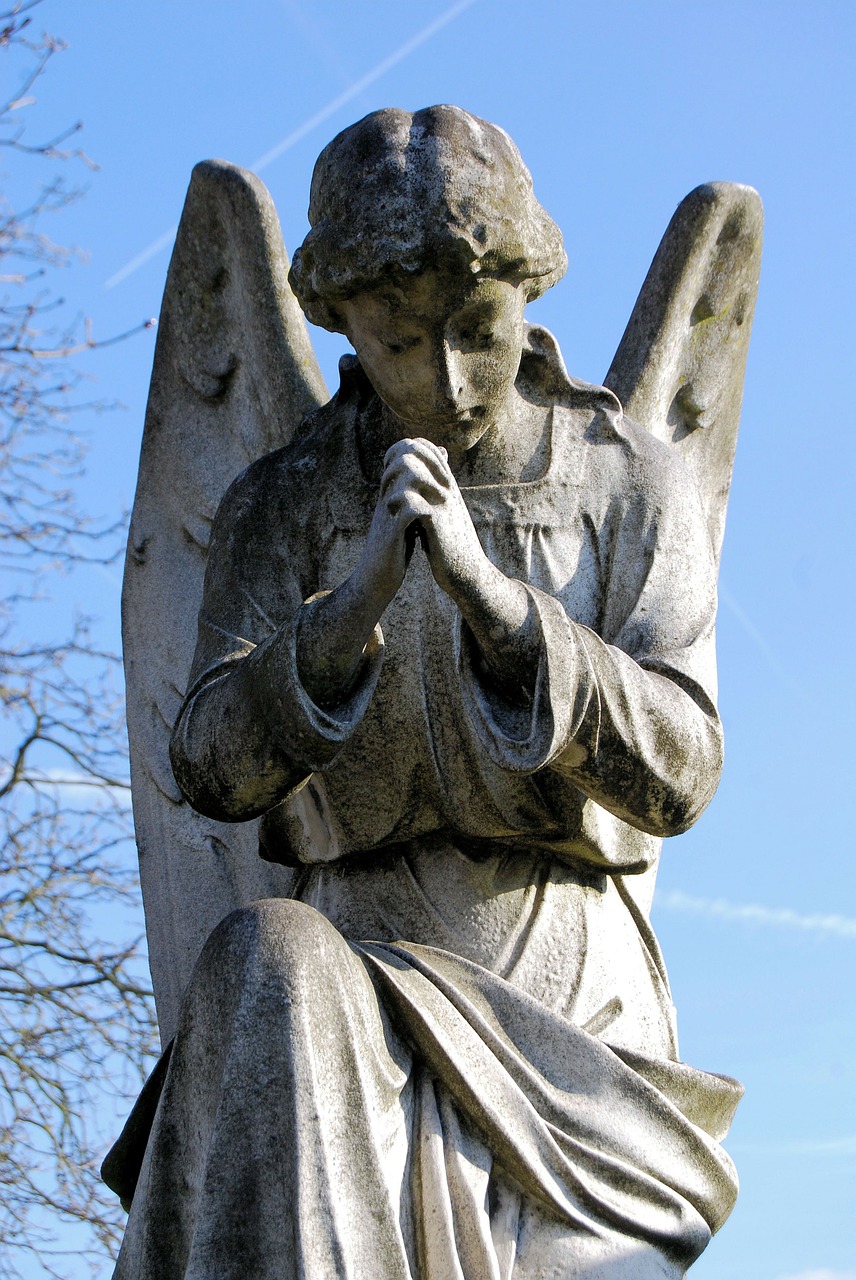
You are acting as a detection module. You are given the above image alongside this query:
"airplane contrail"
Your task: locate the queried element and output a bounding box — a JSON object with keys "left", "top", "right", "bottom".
{"left": 105, "top": 0, "right": 479, "bottom": 291}
{"left": 718, "top": 581, "right": 799, "bottom": 693}
{"left": 105, "top": 226, "right": 179, "bottom": 291}
{"left": 251, "top": 0, "right": 479, "bottom": 173}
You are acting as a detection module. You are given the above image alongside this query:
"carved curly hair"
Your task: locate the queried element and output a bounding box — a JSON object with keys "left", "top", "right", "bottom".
{"left": 289, "top": 105, "right": 567, "bottom": 333}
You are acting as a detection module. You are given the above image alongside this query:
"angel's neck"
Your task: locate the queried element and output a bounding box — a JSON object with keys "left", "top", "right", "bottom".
{"left": 357, "top": 391, "right": 551, "bottom": 487}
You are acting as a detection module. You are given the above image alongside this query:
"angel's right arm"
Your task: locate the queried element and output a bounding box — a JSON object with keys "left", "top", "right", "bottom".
{"left": 169, "top": 459, "right": 386, "bottom": 823}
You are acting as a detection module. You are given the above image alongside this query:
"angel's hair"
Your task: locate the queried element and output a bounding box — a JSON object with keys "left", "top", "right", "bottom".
{"left": 289, "top": 105, "right": 567, "bottom": 333}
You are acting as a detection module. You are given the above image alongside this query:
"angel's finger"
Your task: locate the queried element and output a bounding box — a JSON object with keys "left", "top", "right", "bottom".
{"left": 412, "top": 437, "right": 449, "bottom": 463}
{"left": 383, "top": 438, "right": 452, "bottom": 489}
{"left": 386, "top": 488, "right": 437, "bottom": 520}
{"left": 380, "top": 453, "right": 448, "bottom": 501}
{"left": 406, "top": 437, "right": 453, "bottom": 482}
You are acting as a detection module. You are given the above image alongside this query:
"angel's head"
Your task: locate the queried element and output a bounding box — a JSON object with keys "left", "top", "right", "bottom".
{"left": 289, "top": 105, "right": 566, "bottom": 330}
{"left": 289, "top": 107, "right": 567, "bottom": 450}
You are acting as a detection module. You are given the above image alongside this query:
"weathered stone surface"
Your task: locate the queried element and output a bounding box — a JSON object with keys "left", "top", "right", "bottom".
{"left": 122, "top": 160, "right": 327, "bottom": 1044}
{"left": 111, "top": 105, "right": 761, "bottom": 1277}
{"left": 605, "top": 180, "right": 763, "bottom": 558}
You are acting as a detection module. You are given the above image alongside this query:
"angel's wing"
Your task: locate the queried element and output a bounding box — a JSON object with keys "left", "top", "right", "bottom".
{"left": 123, "top": 161, "right": 329, "bottom": 1044}
{"left": 604, "top": 182, "right": 763, "bottom": 563}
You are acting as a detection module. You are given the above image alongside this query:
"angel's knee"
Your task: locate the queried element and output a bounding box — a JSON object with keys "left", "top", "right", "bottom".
{"left": 199, "top": 897, "right": 352, "bottom": 998}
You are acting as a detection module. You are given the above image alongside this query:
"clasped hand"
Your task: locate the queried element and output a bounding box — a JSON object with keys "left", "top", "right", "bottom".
{"left": 360, "top": 437, "right": 487, "bottom": 607}
{"left": 297, "top": 437, "right": 534, "bottom": 710}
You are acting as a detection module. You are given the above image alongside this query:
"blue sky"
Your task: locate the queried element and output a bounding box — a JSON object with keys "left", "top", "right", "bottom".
{"left": 7, "top": 1, "right": 855, "bottom": 1276}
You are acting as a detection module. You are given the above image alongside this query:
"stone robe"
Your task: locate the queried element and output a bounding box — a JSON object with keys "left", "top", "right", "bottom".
{"left": 110, "top": 332, "right": 741, "bottom": 1279}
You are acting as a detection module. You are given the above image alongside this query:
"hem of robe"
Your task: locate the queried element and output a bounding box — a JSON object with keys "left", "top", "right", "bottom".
{"left": 104, "top": 930, "right": 741, "bottom": 1271}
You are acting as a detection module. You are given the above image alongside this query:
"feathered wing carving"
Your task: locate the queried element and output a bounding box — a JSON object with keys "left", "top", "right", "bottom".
{"left": 123, "top": 161, "right": 328, "bottom": 1044}
{"left": 604, "top": 182, "right": 763, "bottom": 564}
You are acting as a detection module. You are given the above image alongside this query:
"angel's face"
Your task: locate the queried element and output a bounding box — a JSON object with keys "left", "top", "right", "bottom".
{"left": 338, "top": 268, "right": 526, "bottom": 458}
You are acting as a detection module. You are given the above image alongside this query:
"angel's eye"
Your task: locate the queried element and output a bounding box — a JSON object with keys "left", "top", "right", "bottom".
{"left": 450, "top": 302, "right": 504, "bottom": 352}
{"left": 463, "top": 329, "right": 496, "bottom": 350}
{"left": 381, "top": 336, "right": 419, "bottom": 355}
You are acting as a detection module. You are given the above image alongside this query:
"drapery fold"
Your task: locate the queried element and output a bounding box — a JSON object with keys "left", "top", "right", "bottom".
{"left": 109, "top": 901, "right": 739, "bottom": 1280}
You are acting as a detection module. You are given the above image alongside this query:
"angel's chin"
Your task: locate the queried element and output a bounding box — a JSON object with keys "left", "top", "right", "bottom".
{"left": 405, "top": 411, "right": 489, "bottom": 453}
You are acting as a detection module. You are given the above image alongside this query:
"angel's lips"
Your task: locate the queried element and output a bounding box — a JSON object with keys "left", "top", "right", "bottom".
{"left": 408, "top": 404, "right": 484, "bottom": 427}
{"left": 409, "top": 410, "right": 489, "bottom": 446}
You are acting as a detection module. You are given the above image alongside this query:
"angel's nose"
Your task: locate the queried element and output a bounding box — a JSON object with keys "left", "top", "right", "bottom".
{"left": 431, "top": 341, "right": 463, "bottom": 406}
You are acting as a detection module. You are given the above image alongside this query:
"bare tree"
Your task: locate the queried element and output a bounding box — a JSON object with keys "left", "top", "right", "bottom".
{"left": 0, "top": 4, "right": 157, "bottom": 1275}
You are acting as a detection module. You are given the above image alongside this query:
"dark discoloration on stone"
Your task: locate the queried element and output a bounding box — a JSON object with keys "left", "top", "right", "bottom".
{"left": 115, "top": 106, "right": 759, "bottom": 1278}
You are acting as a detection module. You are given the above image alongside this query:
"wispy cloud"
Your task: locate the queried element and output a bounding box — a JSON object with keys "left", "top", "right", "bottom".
{"left": 657, "top": 889, "right": 856, "bottom": 939}
{"left": 734, "top": 1134, "right": 856, "bottom": 1157}
{"left": 105, "top": 0, "right": 479, "bottom": 290}
{"left": 773, "top": 1271, "right": 856, "bottom": 1280}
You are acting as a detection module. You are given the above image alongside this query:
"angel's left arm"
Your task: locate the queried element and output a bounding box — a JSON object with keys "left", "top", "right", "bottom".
{"left": 456, "top": 452, "right": 723, "bottom": 839}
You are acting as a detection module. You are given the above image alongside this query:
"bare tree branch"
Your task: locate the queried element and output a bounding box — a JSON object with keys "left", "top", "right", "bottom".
{"left": 0, "top": 5, "right": 158, "bottom": 1275}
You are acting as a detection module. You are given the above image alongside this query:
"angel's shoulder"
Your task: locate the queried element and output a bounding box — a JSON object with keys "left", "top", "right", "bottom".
{"left": 219, "top": 396, "right": 346, "bottom": 514}
{"left": 602, "top": 410, "right": 712, "bottom": 551}
{"left": 548, "top": 383, "right": 707, "bottom": 540}
{"left": 522, "top": 326, "right": 689, "bottom": 499}
{"left": 617, "top": 414, "right": 708, "bottom": 523}
{"left": 614, "top": 411, "right": 687, "bottom": 482}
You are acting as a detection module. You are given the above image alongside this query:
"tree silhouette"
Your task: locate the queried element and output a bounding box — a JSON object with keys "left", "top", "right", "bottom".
{"left": 0, "top": 4, "right": 157, "bottom": 1274}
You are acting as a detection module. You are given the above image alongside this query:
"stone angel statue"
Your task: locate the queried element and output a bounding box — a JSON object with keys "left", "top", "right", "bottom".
{"left": 105, "top": 106, "right": 762, "bottom": 1279}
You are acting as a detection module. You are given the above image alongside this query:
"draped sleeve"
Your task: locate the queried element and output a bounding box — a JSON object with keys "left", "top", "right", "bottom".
{"left": 169, "top": 440, "right": 384, "bottom": 824}
{"left": 458, "top": 411, "right": 723, "bottom": 841}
